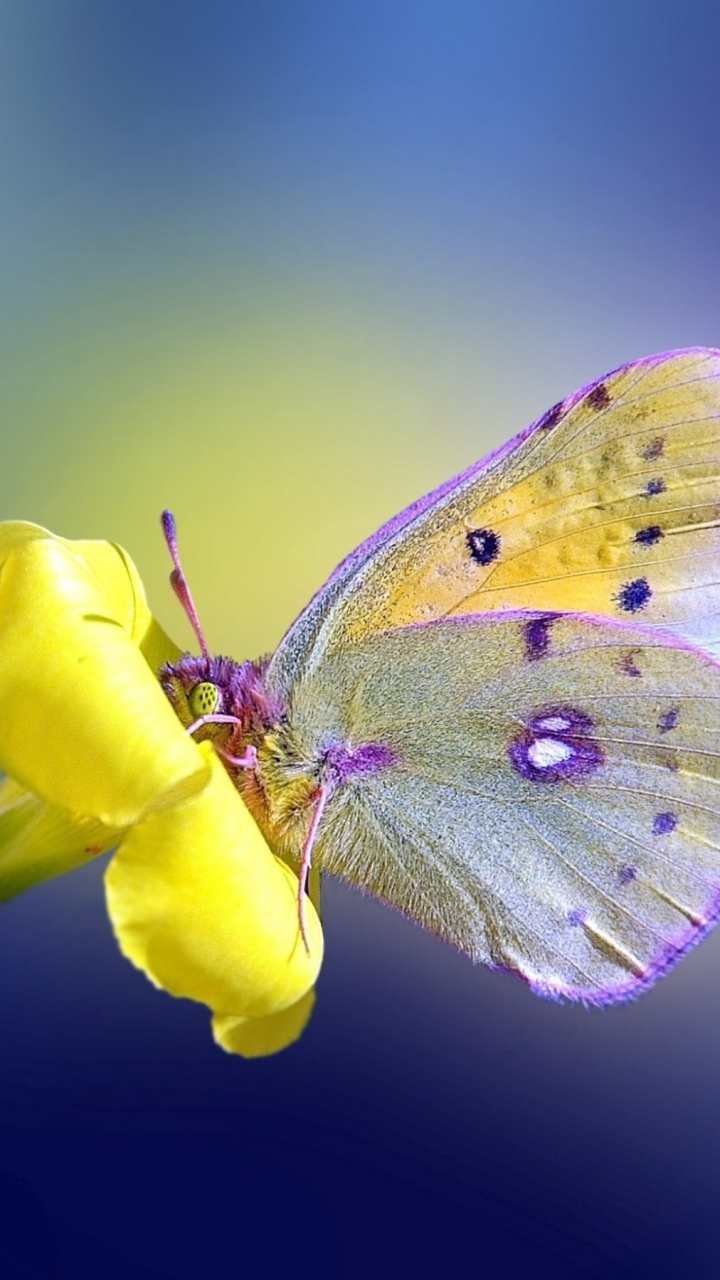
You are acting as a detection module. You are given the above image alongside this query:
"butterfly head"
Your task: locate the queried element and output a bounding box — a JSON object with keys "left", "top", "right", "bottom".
{"left": 160, "top": 649, "right": 242, "bottom": 734}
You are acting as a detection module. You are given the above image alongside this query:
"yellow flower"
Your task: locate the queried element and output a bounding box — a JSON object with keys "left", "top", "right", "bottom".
{"left": 0, "top": 522, "right": 322, "bottom": 1057}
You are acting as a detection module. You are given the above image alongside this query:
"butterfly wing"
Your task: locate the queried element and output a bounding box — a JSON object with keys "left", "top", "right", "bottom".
{"left": 283, "top": 612, "right": 720, "bottom": 1002}
{"left": 269, "top": 348, "right": 720, "bottom": 697}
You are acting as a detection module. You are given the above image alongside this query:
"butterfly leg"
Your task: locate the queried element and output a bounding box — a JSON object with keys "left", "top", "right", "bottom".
{"left": 185, "top": 711, "right": 243, "bottom": 737}
{"left": 215, "top": 743, "right": 258, "bottom": 770}
{"left": 298, "top": 783, "right": 330, "bottom": 952}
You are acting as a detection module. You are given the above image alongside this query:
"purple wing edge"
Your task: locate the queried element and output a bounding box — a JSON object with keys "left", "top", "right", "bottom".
{"left": 276, "top": 346, "right": 720, "bottom": 653}
{"left": 269, "top": 349, "right": 720, "bottom": 1006}
{"left": 358, "top": 605, "right": 720, "bottom": 1009}
{"left": 371, "top": 603, "right": 720, "bottom": 665}
{"left": 528, "top": 885, "right": 720, "bottom": 1008}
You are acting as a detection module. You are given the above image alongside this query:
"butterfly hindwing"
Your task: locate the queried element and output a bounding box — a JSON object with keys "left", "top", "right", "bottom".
{"left": 269, "top": 348, "right": 720, "bottom": 696}
{"left": 286, "top": 612, "right": 720, "bottom": 1002}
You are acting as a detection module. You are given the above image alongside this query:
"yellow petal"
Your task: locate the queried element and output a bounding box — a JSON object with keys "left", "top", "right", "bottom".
{"left": 96, "top": 536, "right": 183, "bottom": 673}
{"left": 0, "top": 775, "right": 122, "bottom": 902}
{"left": 105, "top": 745, "right": 323, "bottom": 1020}
{"left": 212, "top": 989, "right": 316, "bottom": 1058}
{"left": 0, "top": 523, "right": 207, "bottom": 826}
{"left": 139, "top": 615, "right": 183, "bottom": 676}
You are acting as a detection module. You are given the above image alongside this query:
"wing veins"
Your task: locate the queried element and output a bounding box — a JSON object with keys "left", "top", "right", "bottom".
{"left": 590, "top": 733, "right": 720, "bottom": 760}
{"left": 365, "top": 787, "right": 483, "bottom": 933}
{"left": 373, "top": 777, "right": 609, "bottom": 986}
{"left": 480, "top": 506, "right": 720, "bottom": 574}
{"left": 539, "top": 360, "right": 668, "bottom": 462}
{"left": 517, "top": 806, "right": 673, "bottom": 944}
{"left": 472, "top": 547, "right": 720, "bottom": 599}
{"left": 479, "top": 462, "right": 720, "bottom": 544}
{"left": 579, "top": 781, "right": 720, "bottom": 823}
{"left": 556, "top": 793, "right": 719, "bottom": 892}
{"left": 542, "top": 367, "right": 720, "bottom": 464}
{"left": 349, "top": 794, "right": 463, "bottom": 940}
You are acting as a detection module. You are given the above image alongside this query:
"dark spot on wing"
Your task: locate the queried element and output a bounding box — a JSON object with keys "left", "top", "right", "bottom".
{"left": 568, "top": 908, "right": 588, "bottom": 926}
{"left": 618, "top": 865, "right": 637, "bottom": 885}
{"left": 508, "top": 705, "right": 603, "bottom": 784}
{"left": 658, "top": 707, "right": 680, "bottom": 733}
{"left": 634, "top": 525, "right": 663, "bottom": 546}
{"left": 615, "top": 577, "right": 652, "bottom": 613}
{"left": 620, "top": 650, "right": 642, "bottom": 677}
{"left": 653, "top": 812, "right": 677, "bottom": 835}
{"left": 466, "top": 527, "right": 501, "bottom": 566}
{"left": 642, "top": 437, "right": 665, "bottom": 461}
{"left": 524, "top": 615, "right": 556, "bottom": 661}
{"left": 537, "top": 400, "right": 565, "bottom": 431}
{"left": 642, "top": 478, "right": 666, "bottom": 498}
{"left": 586, "top": 382, "right": 611, "bottom": 410}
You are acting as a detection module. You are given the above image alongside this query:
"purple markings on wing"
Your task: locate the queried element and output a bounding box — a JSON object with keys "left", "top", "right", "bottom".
{"left": 296, "top": 394, "right": 553, "bottom": 610}
{"left": 618, "top": 866, "right": 638, "bottom": 885}
{"left": 653, "top": 811, "right": 678, "bottom": 835}
{"left": 642, "top": 478, "right": 666, "bottom": 498}
{"left": 524, "top": 614, "right": 557, "bottom": 661}
{"left": 641, "top": 437, "right": 665, "bottom": 461}
{"left": 615, "top": 578, "right": 652, "bottom": 613}
{"left": 537, "top": 400, "right": 566, "bottom": 431}
{"left": 270, "top": 351, "right": 686, "bottom": 678}
{"left": 585, "top": 381, "right": 611, "bottom": 410}
{"left": 634, "top": 525, "right": 663, "bottom": 546}
{"left": 509, "top": 704, "right": 603, "bottom": 785}
{"left": 620, "top": 650, "right": 643, "bottom": 678}
{"left": 507, "top": 736, "right": 605, "bottom": 785}
{"left": 527, "top": 707, "right": 595, "bottom": 734}
{"left": 466, "top": 527, "right": 501, "bottom": 566}
{"left": 324, "top": 741, "right": 397, "bottom": 783}
{"left": 658, "top": 707, "right": 680, "bottom": 733}
{"left": 567, "top": 908, "right": 588, "bottom": 926}
{"left": 528, "top": 880, "right": 720, "bottom": 1009}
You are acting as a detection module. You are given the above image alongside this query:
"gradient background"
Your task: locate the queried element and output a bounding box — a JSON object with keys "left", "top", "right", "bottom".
{"left": 1, "top": 3, "right": 719, "bottom": 1276}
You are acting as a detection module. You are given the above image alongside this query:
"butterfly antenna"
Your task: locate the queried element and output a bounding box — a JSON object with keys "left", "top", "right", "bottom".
{"left": 161, "top": 510, "right": 210, "bottom": 661}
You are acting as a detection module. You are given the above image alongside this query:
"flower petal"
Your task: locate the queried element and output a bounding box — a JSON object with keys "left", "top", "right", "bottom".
{"left": 0, "top": 523, "right": 207, "bottom": 826}
{"left": 105, "top": 745, "right": 323, "bottom": 1020}
{"left": 0, "top": 775, "right": 122, "bottom": 902}
{"left": 211, "top": 989, "right": 316, "bottom": 1058}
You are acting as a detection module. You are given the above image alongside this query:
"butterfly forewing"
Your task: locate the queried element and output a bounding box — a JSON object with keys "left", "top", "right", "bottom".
{"left": 289, "top": 613, "right": 720, "bottom": 1002}
{"left": 269, "top": 348, "right": 720, "bottom": 697}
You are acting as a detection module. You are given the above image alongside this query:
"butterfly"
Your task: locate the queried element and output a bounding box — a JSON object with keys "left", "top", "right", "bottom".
{"left": 162, "top": 347, "right": 720, "bottom": 1005}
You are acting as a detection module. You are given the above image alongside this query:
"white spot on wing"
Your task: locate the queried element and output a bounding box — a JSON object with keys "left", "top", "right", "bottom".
{"left": 534, "top": 715, "right": 572, "bottom": 733}
{"left": 527, "top": 737, "right": 574, "bottom": 769}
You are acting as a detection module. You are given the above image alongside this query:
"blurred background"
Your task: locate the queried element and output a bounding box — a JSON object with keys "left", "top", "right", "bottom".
{"left": 1, "top": 2, "right": 719, "bottom": 1275}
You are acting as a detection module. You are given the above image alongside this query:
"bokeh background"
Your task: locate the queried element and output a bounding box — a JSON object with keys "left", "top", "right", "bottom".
{"left": 1, "top": 2, "right": 720, "bottom": 1275}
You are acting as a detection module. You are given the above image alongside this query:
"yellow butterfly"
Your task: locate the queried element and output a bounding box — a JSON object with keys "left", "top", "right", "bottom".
{"left": 163, "top": 347, "right": 720, "bottom": 1005}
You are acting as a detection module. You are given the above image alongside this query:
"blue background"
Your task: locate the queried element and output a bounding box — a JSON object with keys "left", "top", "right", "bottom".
{"left": 1, "top": 3, "right": 720, "bottom": 1275}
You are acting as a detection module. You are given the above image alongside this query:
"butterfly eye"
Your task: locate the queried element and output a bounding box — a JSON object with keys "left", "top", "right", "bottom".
{"left": 188, "top": 682, "right": 221, "bottom": 718}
